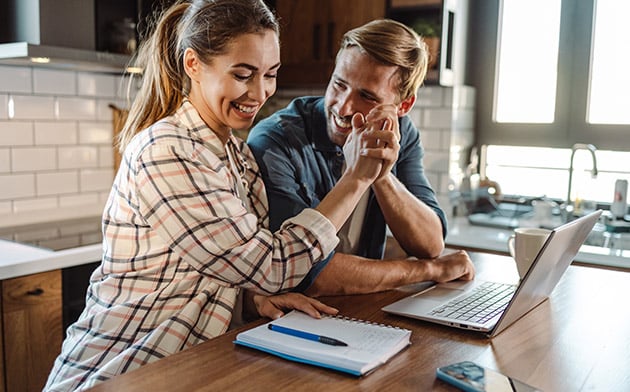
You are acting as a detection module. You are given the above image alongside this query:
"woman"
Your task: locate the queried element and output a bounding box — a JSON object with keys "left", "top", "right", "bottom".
{"left": 45, "top": 0, "right": 384, "bottom": 390}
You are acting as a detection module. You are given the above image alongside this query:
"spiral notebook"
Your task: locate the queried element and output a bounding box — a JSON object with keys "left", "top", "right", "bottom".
{"left": 234, "top": 310, "right": 411, "bottom": 376}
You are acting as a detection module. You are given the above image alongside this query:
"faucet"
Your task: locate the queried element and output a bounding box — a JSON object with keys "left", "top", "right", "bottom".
{"left": 565, "top": 143, "right": 598, "bottom": 220}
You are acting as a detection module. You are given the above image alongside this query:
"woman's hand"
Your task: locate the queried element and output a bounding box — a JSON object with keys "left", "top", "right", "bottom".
{"left": 246, "top": 291, "right": 339, "bottom": 320}
{"left": 361, "top": 104, "right": 401, "bottom": 182}
{"left": 342, "top": 113, "right": 383, "bottom": 183}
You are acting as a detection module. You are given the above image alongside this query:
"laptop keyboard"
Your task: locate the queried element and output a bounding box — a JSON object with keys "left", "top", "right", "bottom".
{"left": 429, "top": 282, "right": 517, "bottom": 324}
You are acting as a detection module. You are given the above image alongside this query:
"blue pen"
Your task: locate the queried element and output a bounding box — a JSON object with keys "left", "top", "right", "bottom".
{"left": 268, "top": 323, "right": 348, "bottom": 346}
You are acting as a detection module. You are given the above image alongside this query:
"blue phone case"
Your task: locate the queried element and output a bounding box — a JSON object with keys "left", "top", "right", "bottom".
{"left": 436, "top": 361, "right": 486, "bottom": 392}
{"left": 436, "top": 361, "right": 541, "bottom": 392}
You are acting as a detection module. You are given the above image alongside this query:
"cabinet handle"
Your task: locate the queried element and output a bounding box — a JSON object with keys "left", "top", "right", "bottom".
{"left": 313, "top": 23, "right": 321, "bottom": 60}
{"left": 327, "top": 22, "right": 335, "bottom": 59}
{"left": 27, "top": 288, "right": 44, "bottom": 296}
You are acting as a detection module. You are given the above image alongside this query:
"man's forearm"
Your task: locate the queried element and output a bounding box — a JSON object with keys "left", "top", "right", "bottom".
{"left": 304, "top": 250, "right": 475, "bottom": 297}
{"left": 372, "top": 174, "right": 444, "bottom": 258}
{"left": 304, "top": 252, "right": 428, "bottom": 297}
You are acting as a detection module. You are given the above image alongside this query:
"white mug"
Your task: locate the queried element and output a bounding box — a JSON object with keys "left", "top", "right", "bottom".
{"left": 507, "top": 227, "right": 551, "bottom": 279}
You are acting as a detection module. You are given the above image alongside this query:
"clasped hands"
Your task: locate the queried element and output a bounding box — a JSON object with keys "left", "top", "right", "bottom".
{"left": 342, "top": 104, "right": 401, "bottom": 184}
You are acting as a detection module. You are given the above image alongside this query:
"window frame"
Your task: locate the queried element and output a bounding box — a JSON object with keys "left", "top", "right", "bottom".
{"left": 469, "top": 0, "right": 630, "bottom": 151}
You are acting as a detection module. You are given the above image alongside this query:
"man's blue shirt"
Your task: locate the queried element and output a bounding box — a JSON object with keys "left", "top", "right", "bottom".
{"left": 247, "top": 96, "right": 447, "bottom": 291}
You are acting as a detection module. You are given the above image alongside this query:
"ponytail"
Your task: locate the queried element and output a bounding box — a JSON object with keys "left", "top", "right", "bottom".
{"left": 117, "top": 2, "right": 189, "bottom": 152}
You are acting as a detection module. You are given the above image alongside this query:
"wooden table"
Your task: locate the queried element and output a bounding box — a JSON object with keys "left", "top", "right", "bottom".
{"left": 88, "top": 252, "right": 630, "bottom": 391}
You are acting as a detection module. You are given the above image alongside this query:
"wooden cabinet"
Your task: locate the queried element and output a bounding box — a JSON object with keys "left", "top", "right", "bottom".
{"left": 273, "top": 0, "right": 386, "bottom": 87}
{"left": 0, "top": 270, "right": 62, "bottom": 392}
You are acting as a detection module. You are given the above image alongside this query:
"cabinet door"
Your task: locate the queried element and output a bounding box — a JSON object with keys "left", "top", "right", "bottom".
{"left": 2, "top": 270, "right": 62, "bottom": 392}
{"left": 275, "top": 0, "right": 330, "bottom": 87}
{"left": 274, "top": 0, "right": 385, "bottom": 87}
{"left": 327, "top": 0, "right": 386, "bottom": 58}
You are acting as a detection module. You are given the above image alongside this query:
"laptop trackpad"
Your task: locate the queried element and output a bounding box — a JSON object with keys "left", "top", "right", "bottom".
{"left": 414, "top": 285, "right": 466, "bottom": 302}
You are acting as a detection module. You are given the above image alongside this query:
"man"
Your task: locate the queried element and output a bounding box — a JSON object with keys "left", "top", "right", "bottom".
{"left": 247, "top": 19, "right": 474, "bottom": 296}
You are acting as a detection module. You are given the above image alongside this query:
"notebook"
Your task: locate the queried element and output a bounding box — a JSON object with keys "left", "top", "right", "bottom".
{"left": 234, "top": 310, "right": 411, "bottom": 376}
{"left": 382, "top": 209, "right": 602, "bottom": 338}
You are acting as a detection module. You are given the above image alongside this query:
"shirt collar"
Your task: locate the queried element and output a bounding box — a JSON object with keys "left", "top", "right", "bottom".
{"left": 176, "top": 99, "right": 231, "bottom": 158}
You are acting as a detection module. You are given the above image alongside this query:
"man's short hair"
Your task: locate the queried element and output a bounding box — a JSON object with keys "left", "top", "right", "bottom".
{"left": 338, "top": 19, "right": 429, "bottom": 102}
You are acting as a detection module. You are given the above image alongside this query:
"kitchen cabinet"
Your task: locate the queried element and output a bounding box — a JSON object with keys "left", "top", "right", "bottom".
{"left": 387, "top": 0, "right": 469, "bottom": 86}
{"left": 272, "top": 0, "right": 386, "bottom": 87}
{"left": 0, "top": 270, "right": 62, "bottom": 392}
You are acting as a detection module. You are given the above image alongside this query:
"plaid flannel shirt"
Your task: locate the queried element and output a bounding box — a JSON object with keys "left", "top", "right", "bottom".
{"left": 45, "top": 101, "right": 338, "bottom": 391}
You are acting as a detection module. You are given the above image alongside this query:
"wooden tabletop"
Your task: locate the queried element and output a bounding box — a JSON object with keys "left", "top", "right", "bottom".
{"left": 87, "top": 252, "right": 630, "bottom": 391}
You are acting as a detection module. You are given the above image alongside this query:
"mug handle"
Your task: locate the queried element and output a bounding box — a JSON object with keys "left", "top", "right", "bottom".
{"left": 507, "top": 234, "right": 516, "bottom": 258}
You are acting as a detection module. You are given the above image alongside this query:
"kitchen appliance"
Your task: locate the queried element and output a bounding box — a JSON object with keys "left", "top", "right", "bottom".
{"left": 0, "top": 0, "right": 145, "bottom": 73}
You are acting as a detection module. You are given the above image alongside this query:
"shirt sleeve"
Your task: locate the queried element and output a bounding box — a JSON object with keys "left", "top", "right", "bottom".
{"left": 133, "top": 142, "right": 338, "bottom": 294}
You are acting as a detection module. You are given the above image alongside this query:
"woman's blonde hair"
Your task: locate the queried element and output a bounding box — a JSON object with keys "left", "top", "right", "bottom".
{"left": 338, "top": 19, "right": 429, "bottom": 102}
{"left": 117, "top": 0, "right": 278, "bottom": 152}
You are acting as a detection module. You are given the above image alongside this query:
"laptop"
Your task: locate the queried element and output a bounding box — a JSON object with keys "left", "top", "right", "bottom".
{"left": 382, "top": 209, "right": 602, "bottom": 337}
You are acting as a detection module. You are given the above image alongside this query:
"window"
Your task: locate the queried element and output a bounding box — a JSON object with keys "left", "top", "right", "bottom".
{"left": 468, "top": 0, "right": 630, "bottom": 206}
{"left": 587, "top": 0, "right": 630, "bottom": 124}
{"left": 495, "top": 0, "right": 561, "bottom": 123}
{"left": 472, "top": 0, "right": 630, "bottom": 151}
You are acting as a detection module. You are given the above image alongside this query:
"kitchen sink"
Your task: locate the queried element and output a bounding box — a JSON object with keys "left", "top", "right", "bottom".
{"left": 467, "top": 201, "right": 534, "bottom": 229}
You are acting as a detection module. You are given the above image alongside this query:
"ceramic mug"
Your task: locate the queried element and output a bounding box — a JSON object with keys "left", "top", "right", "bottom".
{"left": 507, "top": 227, "right": 551, "bottom": 279}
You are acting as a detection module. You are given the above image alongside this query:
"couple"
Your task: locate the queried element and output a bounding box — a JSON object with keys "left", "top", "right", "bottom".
{"left": 45, "top": 0, "right": 473, "bottom": 390}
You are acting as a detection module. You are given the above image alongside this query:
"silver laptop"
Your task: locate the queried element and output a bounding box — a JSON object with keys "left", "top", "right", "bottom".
{"left": 382, "top": 210, "right": 602, "bottom": 337}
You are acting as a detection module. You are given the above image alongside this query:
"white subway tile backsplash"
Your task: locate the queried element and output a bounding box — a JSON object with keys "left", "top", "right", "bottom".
{"left": 0, "top": 66, "right": 32, "bottom": 93}
{"left": 450, "top": 128, "right": 474, "bottom": 148}
{"left": 58, "top": 146, "right": 99, "bottom": 169}
{"left": 425, "top": 171, "right": 440, "bottom": 190}
{"left": 33, "top": 69, "right": 77, "bottom": 95}
{"left": 99, "top": 145, "right": 114, "bottom": 167}
{"left": 37, "top": 171, "right": 79, "bottom": 196}
{"left": 0, "top": 201, "right": 11, "bottom": 214}
{"left": 98, "top": 191, "right": 110, "bottom": 205}
{"left": 420, "top": 129, "right": 442, "bottom": 151}
{"left": 423, "top": 150, "right": 450, "bottom": 173}
{"left": 416, "top": 86, "right": 444, "bottom": 107}
{"left": 10, "top": 95, "right": 56, "bottom": 120}
{"left": 0, "top": 149, "right": 9, "bottom": 172}
{"left": 0, "top": 67, "right": 121, "bottom": 222}
{"left": 12, "top": 147, "right": 57, "bottom": 172}
{"left": 78, "top": 73, "right": 116, "bottom": 97}
{"left": 0, "top": 173, "right": 35, "bottom": 199}
{"left": 79, "top": 121, "right": 112, "bottom": 144}
{"left": 35, "top": 121, "right": 78, "bottom": 145}
{"left": 80, "top": 169, "right": 113, "bottom": 192}
{"left": 422, "top": 108, "right": 453, "bottom": 128}
{"left": 13, "top": 197, "right": 58, "bottom": 213}
{"left": 0, "top": 121, "right": 34, "bottom": 146}
{"left": 59, "top": 193, "right": 99, "bottom": 207}
{"left": 0, "top": 95, "right": 7, "bottom": 119}
{"left": 453, "top": 109, "right": 474, "bottom": 129}
{"left": 453, "top": 86, "right": 476, "bottom": 109}
{"left": 57, "top": 97, "right": 97, "bottom": 120}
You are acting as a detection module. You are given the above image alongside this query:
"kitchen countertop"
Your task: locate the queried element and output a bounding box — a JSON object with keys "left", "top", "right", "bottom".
{"left": 446, "top": 216, "right": 630, "bottom": 270}
{"left": 0, "top": 240, "right": 102, "bottom": 280}
{"left": 0, "top": 215, "right": 103, "bottom": 280}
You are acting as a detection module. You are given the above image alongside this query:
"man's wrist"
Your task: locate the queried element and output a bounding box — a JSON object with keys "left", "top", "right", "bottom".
{"left": 372, "top": 171, "right": 395, "bottom": 190}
